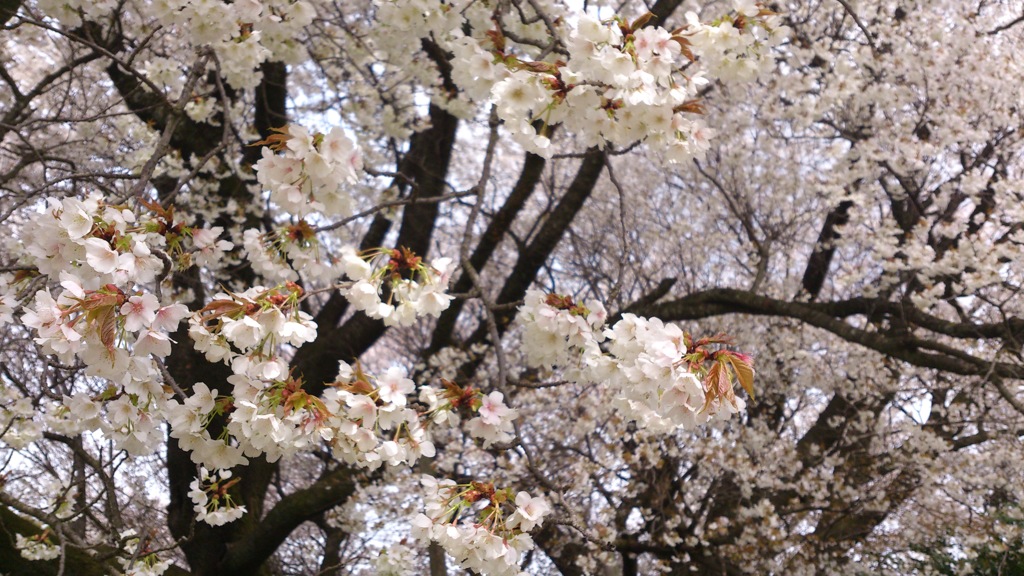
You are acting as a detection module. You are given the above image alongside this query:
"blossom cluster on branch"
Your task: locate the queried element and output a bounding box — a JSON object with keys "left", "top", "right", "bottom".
{"left": 39, "top": 0, "right": 315, "bottom": 89}
{"left": 411, "top": 474, "right": 551, "bottom": 576}
{"left": 254, "top": 125, "right": 363, "bottom": 218}
{"left": 0, "top": 0, "right": 776, "bottom": 570}
{"left": 340, "top": 246, "right": 455, "bottom": 326}
{"left": 519, "top": 289, "right": 754, "bottom": 432}
{"left": 371, "top": 0, "right": 787, "bottom": 159}
{"left": 3, "top": 0, "right": 1022, "bottom": 572}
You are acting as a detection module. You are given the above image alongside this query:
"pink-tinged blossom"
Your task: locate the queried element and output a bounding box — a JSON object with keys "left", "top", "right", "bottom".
{"left": 134, "top": 330, "right": 172, "bottom": 357}
{"left": 83, "top": 237, "right": 119, "bottom": 274}
{"left": 285, "top": 124, "right": 315, "bottom": 156}
{"left": 509, "top": 492, "right": 551, "bottom": 532}
{"left": 117, "top": 240, "right": 163, "bottom": 283}
{"left": 152, "top": 303, "right": 190, "bottom": 332}
{"left": 256, "top": 148, "right": 302, "bottom": 185}
{"left": 345, "top": 394, "right": 377, "bottom": 428}
{"left": 468, "top": 392, "right": 516, "bottom": 448}
{"left": 378, "top": 367, "right": 414, "bottom": 406}
{"left": 478, "top": 391, "right": 511, "bottom": 426}
{"left": 320, "top": 127, "right": 362, "bottom": 181}
{"left": 22, "top": 290, "right": 62, "bottom": 335}
{"left": 191, "top": 227, "right": 234, "bottom": 267}
{"left": 121, "top": 293, "right": 160, "bottom": 332}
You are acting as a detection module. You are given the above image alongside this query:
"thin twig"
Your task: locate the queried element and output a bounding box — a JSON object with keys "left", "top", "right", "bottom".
{"left": 462, "top": 259, "right": 510, "bottom": 390}
{"left": 458, "top": 108, "right": 509, "bottom": 390}
{"left": 990, "top": 374, "right": 1024, "bottom": 417}
{"left": 165, "top": 52, "right": 238, "bottom": 201}
{"left": 155, "top": 358, "right": 188, "bottom": 401}
{"left": 514, "top": 421, "right": 616, "bottom": 551}
{"left": 986, "top": 12, "right": 1024, "bottom": 35}
{"left": 313, "top": 190, "right": 477, "bottom": 233}
{"left": 459, "top": 107, "right": 500, "bottom": 260}
{"left": 521, "top": 0, "right": 568, "bottom": 54}
{"left": 124, "top": 50, "right": 211, "bottom": 201}
{"left": 835, "top": 0, "right": 877, "bottom": 52}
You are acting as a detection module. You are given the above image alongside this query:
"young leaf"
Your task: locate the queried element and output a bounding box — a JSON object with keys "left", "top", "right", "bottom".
{"left": 722, "top": 352, "right": 755, "bottom": 400}
{"left": 700, "top": 361, "right": 724, "bottom": 412}
{"left": 97, "top": 306, "right": 117, "bottom": 353}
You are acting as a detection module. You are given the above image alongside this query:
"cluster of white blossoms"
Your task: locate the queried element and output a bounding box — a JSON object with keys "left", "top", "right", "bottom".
{"left": 245, "top": 124, "right": 364, "bottom": 282}
{"left": 502, "top": 6, "right": 785, "bottom": 159}
{"left": 603, "top": 314, "right": 743, "bottom": 431}
{"left": 519, "top": 291, "right": 608, "bottom": 371}
{"left": 54, "top": 382, "right": 169, "bottom": 455}
{"left": 418, "top": 380, "right": 519, "bottom": 448}
{"left": 15, "top": 533, "right": 61, "bottom": 561}
{"left": 412, "top": 475, "right": 551, "bottom": 576}
{"left": 170, "top": 360, "right": 514, "bottom": 526}
{"left": 117, "top": 530, "right": 173, "bottom": 576}
{"left": 38, "top": 0, "right": 315, "bottom": 89}
{"left": 167, "top": 380, "right": 246, "bottom": 470}
{"left": 254, "top": 125, "right": 363, "bottom": 218}
{"left": 322, "top": 361, "right": 435, "bottom": 469}
{"left": 519, "top": 290, "right": 753, "bottom": 432}
{"left": 12, "top": 195, "right": 232, "bottom": 454}
{"left": 340, "top": 246, "right": 455, "bottom": 327}
{"left": 373, "top": 543, "right": 416, "bottom": 575}
{"left": 231, "top": 372, "right": 335, "bottom": 463}
{"left": 242, "top": 222, "right": 329, "bottom": 283}
{"left": 22, "top": 281, "right": 186, "bottom": 363}
{"left": 169, "top": 371, "right": 335, "bottom": 480}
{"left": 176, "top": 287, "right": 325, "bottom": 475}
{"left": 22, "top": 194, "right": 198, "bottom": 284}
{"left": 0, "top": 387, "right": 40, "bottom": 448}
{"left": 187, "top": 467, "right": 248, "bottom": 526}
{"left": 187, "top": 282, "right": 317, "bottom": 378}
{"left": 376, "top": 0, "right": 786, "bottom": 160}
{"left": 682, "top": 1, "right": 782, "bottom": 84}
{"left": 169, "top": 358, "right": 523, "bottom": 526}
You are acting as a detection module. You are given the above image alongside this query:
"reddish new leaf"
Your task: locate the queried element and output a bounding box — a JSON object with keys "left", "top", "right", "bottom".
{"left": 700, "top": 361, "right": 728, "bottom": 412}
{"left": 96, "top": 306, "right": 117, "bottom": 353}
{"left": 249, "top": 126, "right": 292, "bottom": 150}
{"left": 631, "top": 12, "right": 655, "bottom": 31}
{"left": 722, "top": 352, "right": 756, "bottom": 400}
{"left": 197, "top": 299, "right": 247, "bottom": 322}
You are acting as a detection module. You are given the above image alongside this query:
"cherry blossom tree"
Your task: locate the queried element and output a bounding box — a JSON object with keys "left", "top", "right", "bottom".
{"left": 0, "top": 0, "right": 1022, "bottom": 575}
